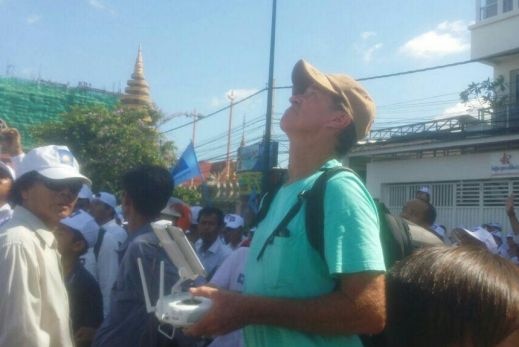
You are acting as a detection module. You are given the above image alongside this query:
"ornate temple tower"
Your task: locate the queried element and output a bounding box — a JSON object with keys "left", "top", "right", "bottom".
{"left": 120, "top": 46, "right": 153, "bottom": 110}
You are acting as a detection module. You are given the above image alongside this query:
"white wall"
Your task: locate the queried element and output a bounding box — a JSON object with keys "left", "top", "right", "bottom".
{"left": 471, "top": 11, "right": 519, "bottom": 60}
{"left": 366, "top": 150, "right": 519, "bottom": 199}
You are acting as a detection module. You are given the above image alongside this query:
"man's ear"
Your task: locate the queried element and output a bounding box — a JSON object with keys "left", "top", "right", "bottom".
{"left": 325, "top": 111, "right": 353, "bottom": 130}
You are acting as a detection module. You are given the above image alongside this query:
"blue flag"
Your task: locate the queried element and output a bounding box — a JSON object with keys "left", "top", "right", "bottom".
{"left": 171, "top": 142, "right": 202, "bottom": 185}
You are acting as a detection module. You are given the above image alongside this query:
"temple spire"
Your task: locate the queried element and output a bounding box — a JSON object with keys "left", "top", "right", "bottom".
{"left": 121, "top": 46, "right": 153, "bottom": 111}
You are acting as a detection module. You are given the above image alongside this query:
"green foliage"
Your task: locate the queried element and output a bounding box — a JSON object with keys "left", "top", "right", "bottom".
{"left": 30, "top": 104, "right": 176, "bottom": 193}
{"left": 460, "top": 76, "right": 509, "bottom": 110}
{"left": 173, "top": 185, "right": 202, "bottom": 205}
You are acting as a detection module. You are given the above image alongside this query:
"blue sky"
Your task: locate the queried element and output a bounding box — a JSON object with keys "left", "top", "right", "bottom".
{"left": 0, "top": 0, "right": 493, "bottom": 166}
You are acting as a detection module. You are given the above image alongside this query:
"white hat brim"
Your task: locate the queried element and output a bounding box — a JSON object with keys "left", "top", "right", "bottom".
{"left": 38, "top": 167, "right": 91, "bottom": 185}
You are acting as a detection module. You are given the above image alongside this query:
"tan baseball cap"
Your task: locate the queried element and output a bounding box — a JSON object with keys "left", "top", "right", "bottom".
{"left": 291, "top": 59, "right": 376, "bottom": 140}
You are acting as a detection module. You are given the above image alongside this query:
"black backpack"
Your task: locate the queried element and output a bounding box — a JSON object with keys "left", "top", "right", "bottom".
{"left": 255, "top": 166, "right": 441, "bottom": 268}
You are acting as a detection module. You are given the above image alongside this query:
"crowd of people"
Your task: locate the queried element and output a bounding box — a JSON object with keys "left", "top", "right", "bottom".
{"left": 0, "top": 59, "right": 518, "bottom": 347}
{"left": 399, "top": 186, "right": 519, "bottom": 266}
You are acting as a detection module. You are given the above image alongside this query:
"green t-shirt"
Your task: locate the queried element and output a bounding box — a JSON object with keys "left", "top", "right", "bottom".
{"left": 243, "top": 160, "right": 385, "bottom": 347}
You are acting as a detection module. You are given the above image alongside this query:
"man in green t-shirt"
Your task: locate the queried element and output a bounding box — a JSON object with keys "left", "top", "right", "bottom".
{"left": 187, "top": 60, "right": 386, "bottom": 347}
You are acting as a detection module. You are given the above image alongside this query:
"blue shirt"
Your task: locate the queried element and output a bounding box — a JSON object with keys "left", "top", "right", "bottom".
{"left": 93, "top": 223, "right": 179, "bottom": 347}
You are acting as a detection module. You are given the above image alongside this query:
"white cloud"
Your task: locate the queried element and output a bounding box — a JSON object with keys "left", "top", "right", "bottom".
{"left": 399, "top": 20, "right": 470, "bottom": 59}
{"left": 362, "top": 43, "right": 383, "bottom": 63}
{"left": 438, "top": 98, "right": 490, "bottom": 119}
{"left": 26, "top": 14, "right": 41, "bottom": 24}
{"left": 355, "top": 32, "right": 383, "bottom": 63}
{"left": 210, "top": 88, "right": 258, "bottom": 108}
{"left": 361, "top": 31, "right": 376, "bottom": 40}
{"left": 87, "top": 0, "right": 115, "bottom": 14}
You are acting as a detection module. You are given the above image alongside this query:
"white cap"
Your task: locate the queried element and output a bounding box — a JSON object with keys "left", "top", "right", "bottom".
{"left": 191, "top": 206, "right": 202, "bottom": 225}
{"left": 17, "top": 145, "right": 90, "bottom": 184}
{"left": 224, "top": 214, "right": 244, "bottom": 229}
{"left": 60, "top": 210, "right": 99, "bottom": 248}
{"left": 161, "top": 197, "right": 183, "bottom": 218}
{"left": 78, "top": 184, "right": 93, "bottom": 199}
{"left": 92, "top": 192, "right": 117, "bottom": 210}
{"left": 0, "top": 161, "right": 15, "bottom": 180}
{"left": 418, "top": 186, "right": 430, "bottom": 194}
{"left": 461, "top": 227, "right": 498, "bottom": 254}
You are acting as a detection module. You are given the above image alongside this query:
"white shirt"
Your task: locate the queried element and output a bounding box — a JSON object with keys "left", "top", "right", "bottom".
{"left": 208, "top": 247, "right": 249, "bottom": 347}
{"left": 195, "top": 237, "right": 232, "bottom": 282}
{"left": 96, "top": 219, "right": 127, "bottom": 317}
{"left": 0, "top": 206, "right": 74, "bottom": 347}
{"left": 0, "top": 203, "right": 13, "bottom": 226}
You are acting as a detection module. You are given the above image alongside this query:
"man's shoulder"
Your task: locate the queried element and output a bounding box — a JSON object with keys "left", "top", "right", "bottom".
{"left": 0, "top": 222, "right": 38, "bottom": 246}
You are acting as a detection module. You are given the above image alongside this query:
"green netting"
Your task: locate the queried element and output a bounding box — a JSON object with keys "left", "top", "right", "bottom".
{"left": 0, "top": 76, "right": 120, "bottom": 148}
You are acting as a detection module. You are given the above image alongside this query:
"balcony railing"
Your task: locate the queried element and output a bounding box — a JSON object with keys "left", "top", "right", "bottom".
{"left": 366, "top": 102, "right": 519, "bottom": 143}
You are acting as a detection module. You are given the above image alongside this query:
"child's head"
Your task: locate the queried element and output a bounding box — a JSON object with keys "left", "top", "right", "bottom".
{"left": 56, "top": 210, "right": 99, "bottom": 258}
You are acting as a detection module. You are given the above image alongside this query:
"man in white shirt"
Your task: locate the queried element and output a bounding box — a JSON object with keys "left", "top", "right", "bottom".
{"left": 223, "top": 213, "right": 246, "bottom": 250}
{"left": 195, "top": 206, "right": 231, "bottom": 282}
{"left": 0, "top": 145, "right": 90, "bottom": 347}
{"left": 89, "top": 191, "right": 127, "bottom": 317}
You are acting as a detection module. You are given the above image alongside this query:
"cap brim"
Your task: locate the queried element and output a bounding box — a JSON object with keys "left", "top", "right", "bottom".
{"left": 38, "top": 167, "right": 92, "bottom": 185}
{"left": 292, "top": 60, "right": 337, "bottom": 96}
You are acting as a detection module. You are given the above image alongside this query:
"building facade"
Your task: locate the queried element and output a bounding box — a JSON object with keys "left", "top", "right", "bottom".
{"left": 347, "top": 1, "right": 519, "bottom": 230}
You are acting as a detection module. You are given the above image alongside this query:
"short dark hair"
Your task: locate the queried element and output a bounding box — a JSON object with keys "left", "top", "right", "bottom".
{"left": 121, "top": 165, "right": 173, "bottom": 219}
{"left": 198, "top": 206, "right": 224, "bottom": 226}
{"left": 9, "top": 171, "right": 39, "bottom": 205}
{"left": 335, "top": 122, "right": 357, "bottom": 157}
{"left": 386, "top": 246, "right": 519, "bottom": 347}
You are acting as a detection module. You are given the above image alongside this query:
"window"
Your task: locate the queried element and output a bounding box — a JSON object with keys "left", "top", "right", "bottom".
{"left": 481, "top": 0, "right": 498, "bottom": 19}
{"left": 503, "top": 0, "right": 514, "bottom": 12}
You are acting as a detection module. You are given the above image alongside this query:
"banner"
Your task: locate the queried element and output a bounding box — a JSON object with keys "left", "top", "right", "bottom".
{"left": 171, "top": 142, "right": 202, "bottom": 185}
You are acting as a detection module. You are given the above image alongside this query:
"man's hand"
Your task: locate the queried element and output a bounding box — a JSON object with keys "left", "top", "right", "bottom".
{"left": 184, "top": 286, "right": 248, "bottom": 337}
{"left": 506, "top": 194, "right": 516, "bottom": 217}
{"left": 0, "top": 128, "right": 23, "bottom": 156}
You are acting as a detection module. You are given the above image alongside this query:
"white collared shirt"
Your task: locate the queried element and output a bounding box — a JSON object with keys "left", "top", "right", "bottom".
{"left": 0, "top": 206, "right": 74, "bottom": 347}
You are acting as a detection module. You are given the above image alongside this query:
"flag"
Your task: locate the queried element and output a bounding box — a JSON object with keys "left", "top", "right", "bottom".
{"left": 171, "top": 142, "right": 202, "bottom": 185}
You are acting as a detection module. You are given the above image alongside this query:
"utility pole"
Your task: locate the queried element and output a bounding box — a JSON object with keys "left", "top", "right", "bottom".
{"left": 168, "top": 110, "right": 204, "bottom": 145}
{"left": 226, "top": 91, "right": 236, "bottom": 180}
{"left": 261, "top": 0, "right": 277, "bottom": 194}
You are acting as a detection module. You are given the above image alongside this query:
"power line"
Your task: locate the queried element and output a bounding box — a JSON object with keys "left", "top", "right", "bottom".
{"left": 160, "top": 88, "right": 267, "bottom": 134}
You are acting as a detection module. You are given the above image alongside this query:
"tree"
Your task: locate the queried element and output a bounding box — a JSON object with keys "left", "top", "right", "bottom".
{"left": 173, "top": 185, "right": 202, "bottom": 206}
{"left": 31, "top": 104, "right": 176, "bottom": 193}
{"left": 460, "top": 75, "right": 509, "bottom": 111}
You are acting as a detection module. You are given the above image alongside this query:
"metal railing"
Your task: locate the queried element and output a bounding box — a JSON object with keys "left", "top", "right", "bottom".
{"left": 366, "top": 103, "right": 519, "bottom": 143}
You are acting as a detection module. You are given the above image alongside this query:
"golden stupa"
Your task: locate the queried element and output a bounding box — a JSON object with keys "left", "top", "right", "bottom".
{"left": 121, "top": 46, "right": 153, "bottom": 118}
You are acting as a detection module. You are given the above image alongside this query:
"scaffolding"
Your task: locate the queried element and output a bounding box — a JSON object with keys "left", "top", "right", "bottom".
{"left": 0, "top": 76, "right": 120, "bottom": 148}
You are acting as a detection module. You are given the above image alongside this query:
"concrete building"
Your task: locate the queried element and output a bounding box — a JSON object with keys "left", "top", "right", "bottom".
{"left": 347, "top": 0, "right": 519, "bottom": 230}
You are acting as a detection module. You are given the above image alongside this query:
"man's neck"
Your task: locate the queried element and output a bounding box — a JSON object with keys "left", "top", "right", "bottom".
{"left": 202, "top": 236, "right": 218, "bottom": 252}
{"left": 61, "top": 255, "right": 77, "bottom": 278}
{"left": 287, "top": 140, "right": 335, "bottom": 183}
{"left": 126, "top": 213, "right": 151, "bottom": 234}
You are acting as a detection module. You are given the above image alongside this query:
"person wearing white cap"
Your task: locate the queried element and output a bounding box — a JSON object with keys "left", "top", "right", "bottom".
{"left": 223, "top": 213, "right": 246, "bottom": 250}
{"left": 0, "top": 145, "right": 90, "bottom": 347}
{"left": 89, "top": 191, "right": 127, "bottom": 317}
{"left": 187, "top": 60, "right": 386, "bottom": 346}
{"left": 56, "top": 210, "right": 103, "bottom": 347}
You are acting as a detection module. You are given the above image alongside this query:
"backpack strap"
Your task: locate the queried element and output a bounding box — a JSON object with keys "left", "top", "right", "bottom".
{"left": 305, "top": 166, "right": 356, "bottom": 260}
{"left": 94, "top": 227, "right": 106, "bottom": 260}
{"left": 256, "top": 191, "right": 307, "bottom": 261}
